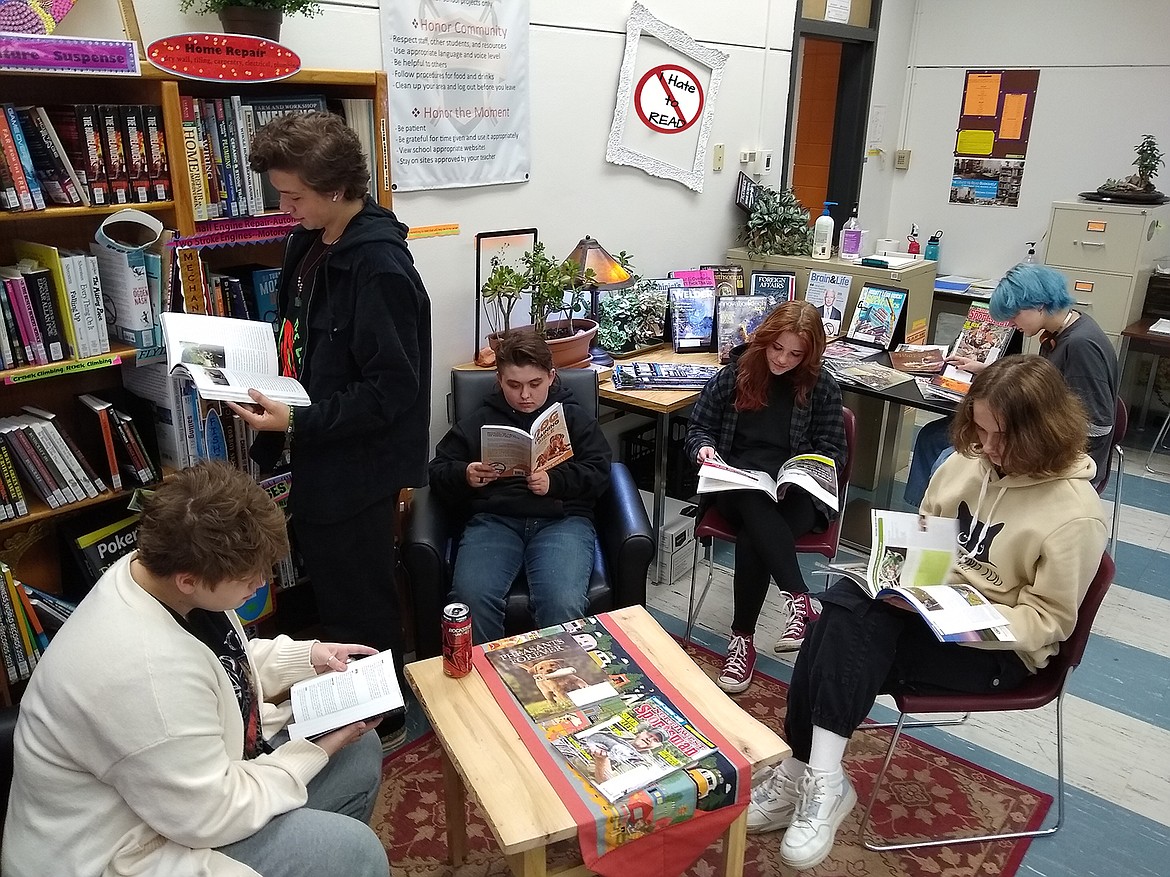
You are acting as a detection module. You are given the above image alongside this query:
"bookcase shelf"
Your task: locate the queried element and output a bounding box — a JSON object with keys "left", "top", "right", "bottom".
{"left": 0, "top": 341, "right": 140, "bottom": 386}
{"left": 0, "top": 466, "right": 174, "bottom": 533}
{"left": 0, "top": 201, "right": 175, "bottom": 224}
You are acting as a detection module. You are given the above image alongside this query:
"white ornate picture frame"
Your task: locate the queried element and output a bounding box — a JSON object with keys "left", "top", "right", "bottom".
{"left": 606, "top": 4, "right": 728, "bottom": 193}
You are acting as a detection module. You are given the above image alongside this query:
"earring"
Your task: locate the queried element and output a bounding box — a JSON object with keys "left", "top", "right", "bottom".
{"left": 332, "top": 193, "right": 340, "bottom": 202}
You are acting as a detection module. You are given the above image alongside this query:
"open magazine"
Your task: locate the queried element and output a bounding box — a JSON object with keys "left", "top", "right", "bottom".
{"left": 285, "top": 650, "right": 405, "bottom": 740}
{"left": 159, "top": 312, "right": 310, "bottom": 407}
{"left": 552, "top": 695, "right": 717, "bottom": 802}
{"left": 697, "top": 452, "right": 838, "bottom": 511}
{"left": 936, "top": 303, "right": 1017, "bottom": 395}
{"left": 819, "top": 510, "right": 1014, "bottom": 642}
{"left": 480, "top": 401, "right": 573, "bottom": 476}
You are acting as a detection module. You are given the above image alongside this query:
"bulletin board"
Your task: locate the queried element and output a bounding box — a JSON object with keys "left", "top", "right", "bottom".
{"left": 954, "top": 69, "right": 1040, "bottom": 159}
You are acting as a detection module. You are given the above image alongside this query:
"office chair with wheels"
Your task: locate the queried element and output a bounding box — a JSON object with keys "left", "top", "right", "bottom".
{"left": 402, "top": 368, "right": 655, "bottom": 658}
{"left": 857, "top": 551, "right": 1115, "bottom": 852}
{"left": 683, "top": 406, "right": 856, "bottom": 644}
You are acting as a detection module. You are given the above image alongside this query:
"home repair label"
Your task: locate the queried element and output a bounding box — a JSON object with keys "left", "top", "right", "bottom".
{"left": 635, "top": 63, "right": 704, "bottom": 135}
{"left": 382, "top": 0, "right": 529, "bottom": 191}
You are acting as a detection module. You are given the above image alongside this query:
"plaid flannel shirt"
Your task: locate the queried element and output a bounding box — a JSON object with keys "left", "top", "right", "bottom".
{"left": 684, "top": 361, "right": 847, "bottom": 522}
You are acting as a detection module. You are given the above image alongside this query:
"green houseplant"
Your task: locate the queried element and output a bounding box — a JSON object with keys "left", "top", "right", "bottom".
{"left": 741, "top": 187, "right": 814, "bottom": 257}
{"left": 1098, "top": 134, "right": 1166, "bottom": 202}
{"left": 180, "top": 0, "right": 322, "bottom": 40}
{"left": 595, "top": 252, "right": 667, "bottom": 354}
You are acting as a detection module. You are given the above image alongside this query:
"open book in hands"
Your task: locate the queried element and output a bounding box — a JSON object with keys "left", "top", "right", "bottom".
{"left": 480, "top": 401, "right": 574, "bottom": 476}
{"left": 286, "top": 650, "right": 405, "bottom": 740}
{"left": 697, "top": 452, "right": 838, "bottom": 512}
{"left": 819, "top": 510, "right": 1014, "bottom": 642}
{"left": 160, "top": 312, "right": 310, "bottom": 407}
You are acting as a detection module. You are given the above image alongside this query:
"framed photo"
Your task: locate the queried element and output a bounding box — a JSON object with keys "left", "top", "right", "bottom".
{"left": 474, "top": 227, "right": 537, "bottom": 358}
{"left": 605, "top": 3, "right": 729, "bottom": 193}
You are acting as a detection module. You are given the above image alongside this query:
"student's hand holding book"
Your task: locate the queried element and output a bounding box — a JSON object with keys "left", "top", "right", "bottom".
{"left": 227, "top": 389, "right": 292, "bottom": 433}
{"left": 466, "top": 462, "right": 500, "bottom": 488}
{"left": 696, "top": 445, "right": 717, "bottom": 464}
{"left": 944, "top": 354, "right": 988, "bottom": 374}
{"left": 312, "top": 716, "right": 384, "bottom": 757}
{"left": 310, "top": 641, "right": 379, "bottom": 674}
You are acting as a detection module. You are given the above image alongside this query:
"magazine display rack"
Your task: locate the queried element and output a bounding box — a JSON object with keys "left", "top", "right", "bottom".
{"left": 0, "top": 65, "right": 391, "bottom": 704}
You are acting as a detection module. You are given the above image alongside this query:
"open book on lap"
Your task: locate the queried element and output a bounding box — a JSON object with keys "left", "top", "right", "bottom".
{"left": 480, "top": 401, "right": 573, "bottom": 476}
{"left": 819, "top": 509, "right": 1014, "bottom": 641}
{"left": 160, "top": 312, "right": 310, "bottom": 407}
{"left": 698, "top": 452, "right": 838, "bottom": 511}
{"left": 286, "top": 650, "right": 405, "bottom": 740}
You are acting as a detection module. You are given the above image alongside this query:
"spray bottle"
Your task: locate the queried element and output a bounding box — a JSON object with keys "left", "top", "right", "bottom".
{"left": 840, "top": 204, "right": 862, "bottom": 261}
{"left": 813, "top": 201, "right": 838, "bottom": 260}
{"left": 1024, "top": 241, "right": 1037, "bottom": 263}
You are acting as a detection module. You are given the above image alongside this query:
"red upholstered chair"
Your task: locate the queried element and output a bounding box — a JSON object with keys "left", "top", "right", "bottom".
{"left": 683, "top": 406, "right": 856, "bottom": 645}
{"left": 1094, "top": 398, "right": 1127, "bottom": 556}
{"left": 857, "top": 550, "right": 1116, "bottom": 852}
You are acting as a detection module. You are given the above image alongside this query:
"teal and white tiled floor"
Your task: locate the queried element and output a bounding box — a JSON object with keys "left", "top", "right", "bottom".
{"left": 648, "top": 427, "right": 1170, "bottom": 877}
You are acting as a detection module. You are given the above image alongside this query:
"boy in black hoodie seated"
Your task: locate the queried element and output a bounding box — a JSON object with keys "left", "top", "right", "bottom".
{"left": 429, "top": 331, "right": 612, "bottom": 643}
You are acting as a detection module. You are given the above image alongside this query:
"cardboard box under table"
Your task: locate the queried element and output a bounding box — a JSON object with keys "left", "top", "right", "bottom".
{"left": 638, "top": 490, "right": 698, "bottom": 583}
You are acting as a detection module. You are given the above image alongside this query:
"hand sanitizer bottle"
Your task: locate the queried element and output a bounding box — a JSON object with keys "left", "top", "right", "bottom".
{"left": 1024, "top": 241, "right": 1037, "bottom": 263}
{"left": 812, "top": 201, "right": 837, "bottom": 260}
{"left": 840, "top": 204, "right": 862, "bottom": 261}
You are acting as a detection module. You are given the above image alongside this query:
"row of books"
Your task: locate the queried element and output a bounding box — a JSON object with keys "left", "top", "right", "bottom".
{"left": 0, "top": 103, "right": 168, "bottom": 212}
{"left": 173, "top": 249, "right": 281, "bottom": 325}
{"left": 0, "top": 399, "right": 161, "bottom": 521}
{"left": 0, "top": 562, "right": 51, "bottom": 685}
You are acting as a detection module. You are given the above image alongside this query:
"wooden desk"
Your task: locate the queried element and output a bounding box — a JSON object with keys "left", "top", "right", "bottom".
{"left": 405, "top": 604, "right": 789, "bottom": 877}
{"left": 599, "top": 350, "right": 719, "bottom": 585}
{"left": 1120, "top": 317, "right": 1170, "bottom": 431}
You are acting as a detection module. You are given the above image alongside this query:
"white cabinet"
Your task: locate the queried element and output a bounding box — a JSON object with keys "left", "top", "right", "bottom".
{"left": 1042, "top": 200, "right": 1170, "bottom": 350}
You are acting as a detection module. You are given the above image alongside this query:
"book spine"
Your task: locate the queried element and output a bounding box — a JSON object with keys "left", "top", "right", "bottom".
{"left": 119, "top": 410, "right": 160, "bottom": 482}
{"left": 0, "top": 296, "right": 12, "bottom": 367}
{"left": 0, "top": 457, "right": 12, "bottom": 519}
{"left": 80, "top": 397, "right": 122, "bottom": 491}
{"left": 96, "top": 104, "right": 130, "bottom": 205}
{"left": 140, "top": 104, "right": 171, "bottom": 201}
{"left": 0, "top": 287, "right": 29, "bottom": 367}
{"left": 69, "top": 252, "right": 101, "bottom": 357}
{"left": 226, "top": 96, "right": 254, "bottom": 216}
{"left": 30, "top": 418, "right": 95, "bottom": 500}
{"left": 0, "top": 136, "right": 20, "bottom": 209}
{"left": 12, "top": 274, "right": 48, "bottom": 364}
{"left": 3, "top": 104, "right": 46, "bottom": 209}
{"left": 0, "top": 564, "right": 29, "bottom": 682}
{"left": 4, "top": 566, "right": 38, "bottom": 671}
{"left": 73, "top": 104, "right": 109, "bottom": 206}
{"left": 1, "top": 429, "right": 60, "bottom": 508}
{"left": 176, "top": 246, "right": 209, "bottom": 314}
{"left": 204, "top": 99, "right": 232, "bottom": 216}
{"left": 36, "top": 106, "right": 88, "bottom": 207}
{"left": 13, "top": 106, "right": 72, "bottom": 206}
{"left": 0, "top": 110, "right": 34, "bottom": 210}
{"left": 60, "top": 254, "right": 95, "bottom": 359}
{"left": 22, "top": 269, "right": 66, "bottom": 362}
{"left": 19, "top": 423, "right": 76, "bottom": 503}
{"left": 191, "top": 98, "right": 220, "bottom": 219}
{"left": 29, "top": 410, "right": 104, "bottom": 494}
{"left": 118, "top": 104, "right": 150, "bottom": 204}
{"left": 240, "top": 104, "right": 265, "bottom": 215}
{"left": 0, "top": 441, "right": 27, "bottom": 517}
{"left": 45, "top": 106, "right": 89, "bottom": 189}
{"left": 0, "top": 566, "right": 17, "bottom": 684}
{"left": 179, "top": 96, "right": 208, "bottom": 222}
{"left": 3, "top": 277, "right": 39, "bottom": 365}
{"left": 11, "top": 574, "right": 49, "bottom": 654}
{"left": 85, "top": 254, "right": 111, "bottom": 354}
{"left": 110, "top": 409, "right": 150, "bottom": 485}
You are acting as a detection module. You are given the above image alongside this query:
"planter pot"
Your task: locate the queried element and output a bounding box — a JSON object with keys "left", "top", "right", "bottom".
{"left": 488, "top": 319, "right": 599, "bottom": 369}
{"left": 218, "top": 7, "right": 283, "bottom": 40}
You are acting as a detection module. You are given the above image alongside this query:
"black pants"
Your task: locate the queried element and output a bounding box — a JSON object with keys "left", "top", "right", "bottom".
{"left": 783, "top": 581, "right": 1030, "bottom": 762}
{"left": 293, "top": 497, "right": 404, "bottom": 680}
{"left": 714, "top": 489, "right": 819, "bottom": 634}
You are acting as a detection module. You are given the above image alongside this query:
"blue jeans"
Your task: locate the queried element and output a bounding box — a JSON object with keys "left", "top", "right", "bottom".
{"left": 218, "top": 729, "right": 388, "bottom": 877}
{"left": 451, "top": 513, "right": 596, "bottom": 643}
{"left": 904, "top": 416, "right": 955, "bottom": 507}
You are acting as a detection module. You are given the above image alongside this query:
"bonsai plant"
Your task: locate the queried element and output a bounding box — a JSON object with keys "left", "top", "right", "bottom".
{"left": 1098, "top": 134, "right": 1165, "bottom": 201}
{"left": 180, "top": 0, "right": 322, "bottom": 40}
{"left": 741, "top": 187, "right": 814, "bottom": 257}
{"left": 521, "top": 241, "right": 594, "bottom": 340}
{"left": 480, "top": 256, "right": 526, "bottom": 338}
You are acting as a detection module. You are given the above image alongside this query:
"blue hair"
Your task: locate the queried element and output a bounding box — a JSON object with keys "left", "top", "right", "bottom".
{"left": 989, "top": 263, "right": 1075, "bottom": 320}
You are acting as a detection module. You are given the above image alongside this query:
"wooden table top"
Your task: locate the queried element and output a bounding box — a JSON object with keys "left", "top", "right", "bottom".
{"left": 405, "top": 605, "right": 789, "bottom": 856}
{"left": 598, "top": 350, "right": 721, "bottom": 415}
{"left": 1122, "top": 316, "right": 1170, "bottom": 347}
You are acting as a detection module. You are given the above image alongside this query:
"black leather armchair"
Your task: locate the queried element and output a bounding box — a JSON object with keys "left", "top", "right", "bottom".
{"left": 403, "top": 368, "right": 655, "bottom": 657}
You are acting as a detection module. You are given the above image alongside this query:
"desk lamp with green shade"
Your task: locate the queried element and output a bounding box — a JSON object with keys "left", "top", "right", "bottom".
{"left": 567, "top": 235, "right": 634, "bottom": 367}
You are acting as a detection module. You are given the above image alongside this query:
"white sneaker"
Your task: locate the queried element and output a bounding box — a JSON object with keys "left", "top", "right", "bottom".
{"left": 780, "top": 768, "right": 857, "bottom": 870}
{"left": 774, "top": 593, "right": 820, "bottom": 652}
{"left": 746, "top": 763, "right": 803, "bottom": 834}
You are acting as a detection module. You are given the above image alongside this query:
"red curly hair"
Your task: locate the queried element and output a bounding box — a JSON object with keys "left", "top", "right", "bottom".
{"left": 735, "top": 300, "right": 826, "bottom": 411}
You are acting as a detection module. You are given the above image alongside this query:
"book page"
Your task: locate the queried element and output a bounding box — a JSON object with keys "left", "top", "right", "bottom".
{"left": 530, "top": 401, "right": 573, "bottom": 472}
{"left": 697, "top": 454, "right": 780, "bottom": 499}
{"left": 777, "top": 453, "right": 838, "bottom": 511}
{"left": 881, "top": 583, "right": 1011, "bottom": 637}
{"left": 160, "top": 312, "right": 279, "bottom": 375}
{"left": 481, "top": 424, "right": 536, "bottom": 476}
{"left": 177, "top": 364, "right": 310, "bottom": 407}
{"left": 286, "top": 651, "right": 404, "bottom": 740}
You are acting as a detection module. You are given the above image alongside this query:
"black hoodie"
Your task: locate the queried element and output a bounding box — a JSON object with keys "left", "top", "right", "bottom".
{"left": 252, "top": 198, "right": 432, "bottom": 524}
{"left": 429, "top": 379, "right": 611, "bottom": 521}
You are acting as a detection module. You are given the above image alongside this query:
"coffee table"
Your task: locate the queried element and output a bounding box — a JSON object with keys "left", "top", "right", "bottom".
{"left": 405, "top": 605, "right": 790, "bottom": 877}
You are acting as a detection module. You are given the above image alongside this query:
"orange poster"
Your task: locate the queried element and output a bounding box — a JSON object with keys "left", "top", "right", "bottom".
{"left": 999, "top": 93, "right": 1027, "bottom": 140}
{"left": 962, "top": 73, "right": 1001, "bottom": 116}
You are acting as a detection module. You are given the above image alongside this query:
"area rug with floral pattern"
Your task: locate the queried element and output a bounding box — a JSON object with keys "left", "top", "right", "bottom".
{"left": 374, "top": 644, "right": 1049, "bottom": 877}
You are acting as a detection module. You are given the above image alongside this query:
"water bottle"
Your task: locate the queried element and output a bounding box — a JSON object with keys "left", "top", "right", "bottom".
{"left": 840, "top": 204, "right": 862, "bottom": 261}
{"left": 924, "top": 230, "right": 942, "bottom": 262}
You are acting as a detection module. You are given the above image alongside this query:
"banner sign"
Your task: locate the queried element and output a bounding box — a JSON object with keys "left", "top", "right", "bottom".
{"left": 0, "top": 32, "right": 139, "bottom": 75}
{"left": 381, "top": 0, "right": 530, "bottom": 191}
{"left": 146, "top": 33, "right": 300, "bottom": 82}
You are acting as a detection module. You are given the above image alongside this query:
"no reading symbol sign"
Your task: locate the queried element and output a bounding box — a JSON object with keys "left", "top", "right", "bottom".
{"left": 635, "top": 63, "right": 704, "bottom": 134}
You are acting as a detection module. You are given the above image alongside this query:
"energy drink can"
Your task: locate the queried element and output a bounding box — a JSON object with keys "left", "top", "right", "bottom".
{"left": 441, "top": 602, "right": 473, "bottom": 678}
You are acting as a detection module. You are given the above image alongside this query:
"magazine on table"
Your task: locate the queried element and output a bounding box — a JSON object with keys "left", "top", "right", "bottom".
{"left": 890, "top": 344, "right": 948, "bottom": 374}
{"left": 818, "top": 510, "right": 1015, "bottom": 641}
{"left": 823, "top": 340, "right": 882, "bottom": 369}
{"left": 286, "top": 650, "right": 405, "bottom": 740}
{"left": 669, "top": 283, "right": 716, "bottom": 352}
{"left": 552, "top": 695, "right": 717, "bottom": 802}
{"left": 159, "top": 312, "right": 310, "bottom": 407}
{"left": 832, "top": 360, "right": 914, "bottom": 391}
{"left": 480, "top": 401, "right": 573, "bottom": 476}
{"left": 715, "top": 295, "right": 776, "bottom": 364}
{"left": 484, "top": 631, "right": 620, "bottom": 721}
{"left": 748, "top": 270, "right": 796, "bottom": 301}
{"left": 843, "top": 283, "right": 908, "bottom": 349}
{"left": 940, "top": 303, "right": 1017, "bottom": 391}
{"left": 804, "top": 270, "right": 853, "bottom": 338}
{"left": 698, "top": 451, "right": 838, "bottom": 511}
{"left": 610, "top": 362, "right": 719, "bottom": 390}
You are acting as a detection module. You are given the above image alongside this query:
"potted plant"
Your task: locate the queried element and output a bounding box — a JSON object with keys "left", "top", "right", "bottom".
{"left": 480, "top": 256, "right": 526, "bottom": 339}
{"left": 741, "top": 187, "right": 815, "bottom": 257}
{"left": 596, "top": 279, "right": 668, "bottom": 354}
{"left": 179, "top": 0, "right": 322, "bottom": 41}
{"left": 1097, "top": 134, "right": 1166, "bottom": 203}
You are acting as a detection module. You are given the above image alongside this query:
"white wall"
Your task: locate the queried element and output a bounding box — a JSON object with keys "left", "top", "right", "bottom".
{"left": 60, "top": 0, "right": 800, "bottom": 445}
{"left": 863, "top": 0, "right": 1170, "bottom": 281}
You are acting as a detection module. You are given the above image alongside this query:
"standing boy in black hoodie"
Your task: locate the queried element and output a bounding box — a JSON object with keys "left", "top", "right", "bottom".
{"left": 429, "top": 332, "right": 611, "bottom": 643}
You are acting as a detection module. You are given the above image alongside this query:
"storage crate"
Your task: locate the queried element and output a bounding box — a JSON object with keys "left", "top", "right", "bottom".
{"left": 620, "top": 416, "right": 698, "bottom": 499}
